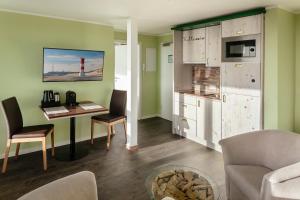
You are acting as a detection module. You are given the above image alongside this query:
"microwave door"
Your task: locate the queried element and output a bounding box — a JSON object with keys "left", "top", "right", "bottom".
{"left": 227, "top": 42, "right": 243, "bottom": 58}
{"left": 222, "top": 34, "right": 260, "bottom": 62}
{"left": 231, "top": 45, "right": 243, "bottom": 57}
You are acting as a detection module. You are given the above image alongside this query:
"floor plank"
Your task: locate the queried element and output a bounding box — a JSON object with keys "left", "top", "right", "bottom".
{"left": 0, "top": 117, "right": 226, "bottom": 200}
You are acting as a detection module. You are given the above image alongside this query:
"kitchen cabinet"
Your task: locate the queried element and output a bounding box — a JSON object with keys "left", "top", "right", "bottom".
{"left": 182, "top": 28, "right": 206, "bottom": 64}
{"left": 173, "top": 92, "right": 222, "bottom": 148}
{"left": 206, "top": 25, "right": 221, "bottom": 67}
{"left": 221, "top": 63, "right": 261, "bottom": 97}
{"left": 222, "top": 94, "right": 261, "bottom": 138}
{"left": 173, "top": 93, "right": 197, "bottom": 139}
{"left": 196, "top": 98, "right": 221, "bottom": 143}
{"left": 221, "top": 62, "right": 262, "bottom": 139}
{"left": 222, "top": 15, "right": 262, "bottom": 38}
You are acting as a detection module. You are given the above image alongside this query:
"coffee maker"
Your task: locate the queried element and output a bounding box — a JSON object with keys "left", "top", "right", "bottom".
{"left": 41, "top": 90, "right": 61, "bottom": 108}
{"left": 66, "top": 91, "right": 77, "bottom": 106}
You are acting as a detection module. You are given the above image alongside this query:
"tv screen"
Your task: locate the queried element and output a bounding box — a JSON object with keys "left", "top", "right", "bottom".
{"left": 43, "top": 48, "right": 104, "bottom": 82}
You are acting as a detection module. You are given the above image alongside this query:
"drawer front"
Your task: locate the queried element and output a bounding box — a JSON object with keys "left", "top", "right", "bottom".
{"left": 182, "top": 103, "right": 197, "bottom": 120}
{"left": 183, "top": 94, "right": 197, "bottom": 106}
{"left": 181, "top": 117, "right": 197, "bottom": 138}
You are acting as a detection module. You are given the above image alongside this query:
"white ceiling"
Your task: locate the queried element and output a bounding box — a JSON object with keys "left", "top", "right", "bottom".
{"left": 0, "top": 0, "right": 299, "bottom": 35}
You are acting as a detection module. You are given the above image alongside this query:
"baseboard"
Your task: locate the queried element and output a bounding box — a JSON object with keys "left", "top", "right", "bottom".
{"left": 174, "top": 132, "right": 222, "bottom": 153}
{"left": 139, "top": 114, "right": 160, "bottom": 120}
{"left": 1, "top": 133, "right": 107, "bottom": 159}
{"left": 126, "top": 144, "right": 138, "bottom": 152}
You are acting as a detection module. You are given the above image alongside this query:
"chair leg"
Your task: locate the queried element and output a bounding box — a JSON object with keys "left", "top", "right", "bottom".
{"left": 107, "top": 125, "right": 112, "bottom": 150}
{"left": 42, "top": 138, "right": 47, "bottom": 171}
{"left": 91, "top": 120, "right": 94, "bottom": 144}
{"left": 2, "top": 140, "right": 11, "bottom": 173}
{"left": 123, "top": 120, "right": 127, "bottom": 144}
{"left": 111, "top": 125, "right": 115, "bottom": 135}
{"left": 15, "top": 143, "right": 20, "bottom": 160}
{"left": 51, "top": 130, "right": 55, "bottom": 157}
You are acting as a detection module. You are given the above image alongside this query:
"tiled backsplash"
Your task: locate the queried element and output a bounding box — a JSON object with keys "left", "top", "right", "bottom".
{"left": 192, "top": 65, "right": 220, "bottom": 95}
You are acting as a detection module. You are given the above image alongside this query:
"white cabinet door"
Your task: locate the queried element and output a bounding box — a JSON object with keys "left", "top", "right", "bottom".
{"left": 221, "top": 63, "right": 241, "bottom": 94}
{"left": 206, "top": 25, "right": 221, "bottom": 67}
{"left": 222, "top": 93, "right": 241, "bottom": 138}
{"left": 222, "top": 93, "right": 261, "bottom": 138}
{"left": 183, "top": 31, "right": 192, "bottom": 64}
{"left": 221, "top": 63, "right": 261, "bottom": 96}
{"left": 196, "top": 98, "right": 222, "bottom": 143}
{"left": 183, "top": 28, "right": 206, "bottom": 64}
{"left": 222, "top": 15, "right": 262, "bottom": 38}
{"left": 211, "top": 100, "right": 222, "bottom": 143}
{"left": 196, "top": 99, "right": 206, "bottom": 140}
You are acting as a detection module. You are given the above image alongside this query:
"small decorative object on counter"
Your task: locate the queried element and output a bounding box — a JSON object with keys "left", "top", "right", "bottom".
{"left": 54, "top": 92, "right": 60, "bottom": 102}
{"left": 41, "top": 90, "right": 61, "bottom": 108}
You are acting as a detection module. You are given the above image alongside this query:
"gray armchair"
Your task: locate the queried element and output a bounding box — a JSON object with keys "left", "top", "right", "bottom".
{"left": 219, "top": 130, "right": 300, "bottom": 200}
{"left": 18, "top": 171, "right": 98, "bottom": 200}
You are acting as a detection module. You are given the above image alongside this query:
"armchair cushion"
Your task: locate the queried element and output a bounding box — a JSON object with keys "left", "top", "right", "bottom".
{"left": 18, "top": 171, "right": 98, "bottom": 200}
{"left": 227, "top": 165, "right": 271, "bottom": 200}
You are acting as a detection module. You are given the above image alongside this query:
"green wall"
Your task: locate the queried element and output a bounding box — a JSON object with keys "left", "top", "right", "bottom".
{"left": 114, "top": 31, "right": 160, "bottom": 117}
{"left": 0, "top": 11, "right": 114, "bottom": 155}
{"left": 264, "top": 8, "right": 296, "bottom": 131}
{"left": 295, "top": 14, "right": 300, "bottom": 132}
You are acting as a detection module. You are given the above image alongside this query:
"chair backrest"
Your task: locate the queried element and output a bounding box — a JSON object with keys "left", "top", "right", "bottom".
{"left": 1, "top": 97, "right": 23, "bottom": 138}
{"left": 220, "top": 130, "right": 300, "bottom": 170}
{"left": 18, "top": 171, "right": 98, "bottom": 200}
{"left": 109, "top": 90, "right": 127, "bottom": 116}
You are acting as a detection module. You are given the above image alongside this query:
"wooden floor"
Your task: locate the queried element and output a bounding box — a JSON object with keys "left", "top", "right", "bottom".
{"left": 0, "top": 117, "right": 226, "bottom": 200}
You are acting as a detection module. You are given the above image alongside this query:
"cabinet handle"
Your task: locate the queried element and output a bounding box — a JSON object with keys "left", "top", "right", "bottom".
{"left": 235, "top": 64, "right": 243, "bottom": 68}
{"left": 198, "top": 100, "right": 200, "bottom": 107}
{"left": 206, "top": 58, "right": 209, "bottom": 66}
{"left": 182, "top": 104, "right": 187, "bottom": 108}
{"left": 223, "top": 95, "right": 226, "bottom": 103}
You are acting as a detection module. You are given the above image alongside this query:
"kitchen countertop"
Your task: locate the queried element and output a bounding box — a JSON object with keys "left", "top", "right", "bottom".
{"left": 176, "top": 90, "right": 221, "bottom": 101}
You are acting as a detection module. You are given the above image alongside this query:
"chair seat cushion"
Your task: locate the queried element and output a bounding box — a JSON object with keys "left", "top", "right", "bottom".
{"left": 12, "top": 124, "right": 54, "bottom": 139}
{"left": 226, "top": 165, "right": 272, "bottom": 200}
{"left": 92, "top": 114, "right": 125, "bottom": 123}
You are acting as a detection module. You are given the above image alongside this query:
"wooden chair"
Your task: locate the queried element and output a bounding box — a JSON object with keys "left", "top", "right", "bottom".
{"left": 91, "top": 90, "right": 127, "bottom": 150}
{"left": 1, "top": 97, "right": 54, "bottom": 173}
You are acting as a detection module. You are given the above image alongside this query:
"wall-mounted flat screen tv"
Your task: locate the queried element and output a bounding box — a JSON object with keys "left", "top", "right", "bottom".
{"left": 43, "top": 48, "right": 104, "bottom": 82}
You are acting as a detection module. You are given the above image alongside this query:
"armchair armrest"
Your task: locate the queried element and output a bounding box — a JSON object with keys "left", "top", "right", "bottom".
{"left": 266, "top": 161, "right": 300, "bottom": 183}
{"left": 261, "top": 162, "right": 300, "bottom": 200}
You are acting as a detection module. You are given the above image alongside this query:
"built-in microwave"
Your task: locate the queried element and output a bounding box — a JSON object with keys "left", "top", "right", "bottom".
{"left": 222, "top": 34, "right": 261, "bottom": 62}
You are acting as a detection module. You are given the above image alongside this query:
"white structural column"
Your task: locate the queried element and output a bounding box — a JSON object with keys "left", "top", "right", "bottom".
{"left": 126, "top": 18, "right": 138, "bottom": 150}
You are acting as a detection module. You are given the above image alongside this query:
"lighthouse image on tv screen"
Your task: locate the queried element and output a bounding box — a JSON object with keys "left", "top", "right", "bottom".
{"left": 43, "top": 48, "right": 104, "bottom": 82}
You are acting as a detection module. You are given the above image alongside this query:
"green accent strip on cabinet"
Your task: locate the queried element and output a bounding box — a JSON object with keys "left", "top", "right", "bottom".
{"left": 171, "top": 7, "right": 266, "bottom": 31}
